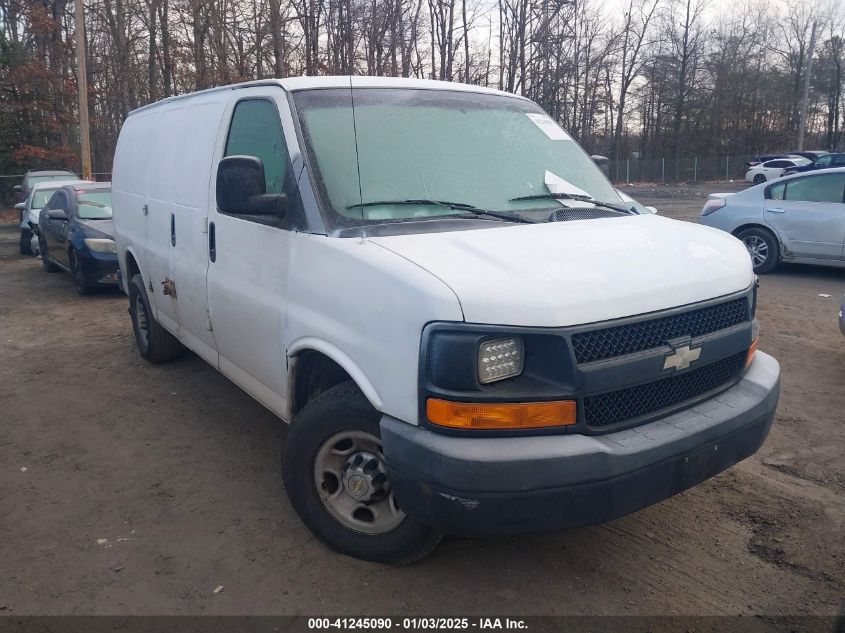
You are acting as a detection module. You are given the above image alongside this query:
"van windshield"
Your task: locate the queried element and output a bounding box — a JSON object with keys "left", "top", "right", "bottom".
{"left": 293, "top": 88, "right": 621, "bottom": 230}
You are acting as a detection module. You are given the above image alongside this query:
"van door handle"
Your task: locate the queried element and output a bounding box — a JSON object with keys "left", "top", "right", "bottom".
{"left": 170, "top": 212, "right": 176, "bottom": 246}
{"left": 766, "top": 207, "right": 786, "bottom": 214}
{"left": 209, "top": 221, "right": 216, "bottom": 263}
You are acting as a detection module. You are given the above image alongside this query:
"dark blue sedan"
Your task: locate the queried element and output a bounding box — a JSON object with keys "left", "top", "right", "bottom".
{"left": 38, "top": 183, "right": 119, "bottom": 295}
{"left": 783, "top": 152, "right": 845, "bottom": 175}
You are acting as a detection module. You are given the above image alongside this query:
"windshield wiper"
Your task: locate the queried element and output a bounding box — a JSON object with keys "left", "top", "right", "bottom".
{"left": 509, "top": 192, "right": 634, "bottom": 215}
{"left": 347, "top": 199, "right": 536, "bottom": 223}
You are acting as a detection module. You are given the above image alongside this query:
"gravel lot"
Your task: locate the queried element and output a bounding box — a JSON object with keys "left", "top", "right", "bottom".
{"left": 1, "top": 184, "right": 843, "bottom": 620}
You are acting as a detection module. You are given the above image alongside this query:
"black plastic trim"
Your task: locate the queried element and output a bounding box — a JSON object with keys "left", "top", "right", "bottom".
{"left": 417, "top": 284, "right": 755, "bottom": 438}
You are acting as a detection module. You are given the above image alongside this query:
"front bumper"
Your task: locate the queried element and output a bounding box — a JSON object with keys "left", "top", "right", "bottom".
{"left": 381, "top": 352, "right": 780, "bottom": 536}
{"left": 79, "top": 251, "right": 120, "bottom": 286}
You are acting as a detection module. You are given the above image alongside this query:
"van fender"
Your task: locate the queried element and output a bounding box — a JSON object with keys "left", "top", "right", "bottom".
{"left": 120, "top": 245, "right": 142, "bottom": 291}
{"left": 286, "top": 337, "right": 384, "bottom": 416}
{"left": 121, "top": 245, "right": 157, "bottom": 317}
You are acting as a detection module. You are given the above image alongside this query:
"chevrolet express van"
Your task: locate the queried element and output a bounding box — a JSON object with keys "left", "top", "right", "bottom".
{"left": 112, "top": 77, "right": 780, "bottom": 564}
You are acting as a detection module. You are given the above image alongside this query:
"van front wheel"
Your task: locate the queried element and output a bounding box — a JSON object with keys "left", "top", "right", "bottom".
{"left": 283, "top": 382, "right": 443, "bottom": 565}
{"left": 128, "top": 273, "right": 182, "bottom": 363}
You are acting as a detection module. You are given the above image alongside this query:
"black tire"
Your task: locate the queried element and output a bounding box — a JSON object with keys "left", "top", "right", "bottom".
{"left": 40, "top": 238, "right": 60, "bottom": 272}
{"left": 753, "top": 174, "right": 766, "bottom": 184}
{"left": 283, "top": 381, "right": 443, "bottom": 565}
{"left": 19, "top": 228, "right": 32, "bottom": 255}
{"left": 736, "top": 226, "right": 779, "bottom": 274}
{"left": 69, "top": 250, "right": 91, "bottom": 295}
{"left": 128, "top": 273, "right": 182, "bottom": 363}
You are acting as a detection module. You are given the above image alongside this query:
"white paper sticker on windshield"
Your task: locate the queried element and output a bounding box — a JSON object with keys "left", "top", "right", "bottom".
{"left": 526, "top": 113, "right": 572, "bottom": 141}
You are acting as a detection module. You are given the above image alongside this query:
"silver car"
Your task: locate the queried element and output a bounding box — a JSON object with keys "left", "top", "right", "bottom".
{"left": 699, "top": 168, "right": 845, "bottom": 274}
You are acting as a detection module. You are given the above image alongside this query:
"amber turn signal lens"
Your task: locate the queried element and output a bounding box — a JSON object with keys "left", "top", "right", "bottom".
{"left": 426, "top": 398, "right": 577, "bottom": 430}
{"left": 746, "top": 336, "right": 759, "bottom": 368}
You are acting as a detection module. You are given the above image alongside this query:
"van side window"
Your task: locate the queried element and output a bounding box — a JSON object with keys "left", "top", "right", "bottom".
{"left": 225, "top": 99, "right": 287, "bottom": 195}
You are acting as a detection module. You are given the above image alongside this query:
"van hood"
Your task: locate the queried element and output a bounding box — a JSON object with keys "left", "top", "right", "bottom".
{"left": 370, "top": 214, "right": 753, "bottom": 327}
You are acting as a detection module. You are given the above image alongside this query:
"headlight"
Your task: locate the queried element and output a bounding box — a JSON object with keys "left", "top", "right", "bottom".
{"left": 478, "top": 337, "right": 524, "bottom": 384}
{"left": 700, "top": 198, "right": 727, "bottom": 216}
{"left": 84, "top": 238, "right": 117, "bottom": 253}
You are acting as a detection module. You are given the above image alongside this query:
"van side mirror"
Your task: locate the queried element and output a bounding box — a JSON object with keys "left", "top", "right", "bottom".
{"left": 47, "top": 208, "right": 68, "bottom": 221}
{"left": 216, "top": 155, "right": 287, "bottom": 217}
{"left": 14, "top": 202, "right": 25, "bottom": 210}
{"left": 13, "top": 185, "right": 21, "bottom": 192}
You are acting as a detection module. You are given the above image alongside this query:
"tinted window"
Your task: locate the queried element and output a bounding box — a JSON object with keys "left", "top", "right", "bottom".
{"left": 225, "top": 99, "right": 287, "bottom": 194}
{"left": 784, "top": 174, "right": 845, "bottom": 204}
{"left": 833, "top": 155, "right": 845, "bottom": 166}
{"left": 77, "top": 190, "right": 113, "bottom": 219}
{"left": 766, "top": 161, "right": 790, "bottom": 168}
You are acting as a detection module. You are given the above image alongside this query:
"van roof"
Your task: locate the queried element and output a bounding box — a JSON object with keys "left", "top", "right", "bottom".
{"left": 128, "top": 76, "right": 527, "bottom": 116}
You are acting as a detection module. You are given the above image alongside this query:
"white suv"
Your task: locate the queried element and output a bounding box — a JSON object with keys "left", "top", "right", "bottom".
{"left": 112, "top": 77, "right": 780, "bottom": 564}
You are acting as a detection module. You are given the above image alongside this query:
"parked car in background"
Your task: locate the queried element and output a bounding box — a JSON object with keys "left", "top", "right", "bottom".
{"left": 745, "top": 154, "right": 790, "bottom": 168}
{"left": 787, "top": 150, "right": 829, "bottom": 163}
{"left": 112, "top": 77, "right": 779, "bottom": 564}
{"left": 699, "top": 168, "right": 845, "bottom": 273}
{"left": 783, "top": 152, "right": 845, "bottom": 176}
{"left": 38, "top": 182, "right": 118, "bottom": 295}
{"left": 14, "top": 169, "right": 78, "bottom": 203}
{"left": 745, "top": 157, "right": 810, "bottom": 184}
{"left": 16, "top": 179, "right": 87, "bottom": 255}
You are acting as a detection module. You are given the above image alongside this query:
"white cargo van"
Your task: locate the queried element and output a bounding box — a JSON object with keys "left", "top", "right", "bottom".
{"left": 112, "top": 77, "right": 780, "bottom": 564}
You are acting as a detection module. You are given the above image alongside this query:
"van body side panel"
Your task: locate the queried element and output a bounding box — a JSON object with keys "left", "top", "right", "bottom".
{"left": 169, "top": 96, "right": 229, "bottom": 365}
{"left": 113, "top": 111, "right": 157, "bottom": 300}
{"left": 284, "top": 233, "right": 463, "bottom": 426}
{"left": 144, "top": 106, "right": 182, "bottom": 334}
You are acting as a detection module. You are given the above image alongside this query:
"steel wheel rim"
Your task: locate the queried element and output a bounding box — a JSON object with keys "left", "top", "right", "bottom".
{"left": 313, "top": 430, "right": 405, "bottom": 535}
{"left": 743, "top": 235, "right": 768, "bottom": 267}
{"left": 134, "top": 294, "right": 149, "bottom": 349}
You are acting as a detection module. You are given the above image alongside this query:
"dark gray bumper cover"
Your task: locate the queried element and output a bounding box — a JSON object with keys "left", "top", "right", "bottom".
{"left": 381, "top": 352, "right": 780, "bottom": 536}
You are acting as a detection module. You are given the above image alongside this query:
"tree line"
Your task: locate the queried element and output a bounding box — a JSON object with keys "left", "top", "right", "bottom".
{"left": 0, "top": 0, "right": 843, "bottom": 183}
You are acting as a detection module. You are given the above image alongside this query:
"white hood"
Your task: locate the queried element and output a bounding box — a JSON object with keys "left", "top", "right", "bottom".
{"left": 370, "top": 215, "right": 753, "bottom": 327}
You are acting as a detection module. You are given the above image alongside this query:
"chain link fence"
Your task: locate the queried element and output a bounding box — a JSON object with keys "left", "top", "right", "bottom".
{"left": 607, "top": 155, "right": 757, "bottom": 185}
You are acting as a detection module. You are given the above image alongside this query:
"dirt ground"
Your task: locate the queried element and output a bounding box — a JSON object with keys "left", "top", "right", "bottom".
{"left": 1, "top": 184, "right": 843, "bottom": 620}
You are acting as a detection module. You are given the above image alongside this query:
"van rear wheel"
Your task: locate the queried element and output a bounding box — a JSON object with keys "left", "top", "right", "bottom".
{"left": 282, "top": 381, "right": 443, "bottom": 565}
{"left": 128, "top": 273, "right": 182, "bottom": 363}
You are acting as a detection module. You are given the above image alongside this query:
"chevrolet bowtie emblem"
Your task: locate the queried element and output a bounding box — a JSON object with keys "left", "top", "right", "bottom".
{"left": 663, "top": 345, "right": 701, "bottom": 371}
